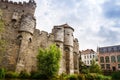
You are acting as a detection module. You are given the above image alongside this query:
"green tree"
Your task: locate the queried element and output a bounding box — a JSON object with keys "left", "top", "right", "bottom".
{"left": 37, "top": 44, "right": 61, "bottom": 79}
{"left": 0, "top": 9, "right": 4, "bottom": 32}
{"left": 79, "top": 59, "right": 89, "bottom": 74}
{"left": 0, "top": 68, "right": 5, "bottom": 79}
{"left": 89, "top": 60, "right": 102, "bottom": 74}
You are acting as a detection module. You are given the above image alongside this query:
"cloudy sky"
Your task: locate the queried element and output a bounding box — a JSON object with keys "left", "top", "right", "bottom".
{"left": 11, "top": 0, "right": 120, "bottom": 51}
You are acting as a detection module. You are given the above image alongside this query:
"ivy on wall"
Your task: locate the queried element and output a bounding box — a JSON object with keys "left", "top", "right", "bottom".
{"left": 0, "top": 9, "right": 6, "bottom": 53}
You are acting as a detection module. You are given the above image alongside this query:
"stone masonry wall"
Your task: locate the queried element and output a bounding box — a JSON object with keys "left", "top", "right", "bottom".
{"left": 0, "top": 0, "right": 80, "bottom": 74}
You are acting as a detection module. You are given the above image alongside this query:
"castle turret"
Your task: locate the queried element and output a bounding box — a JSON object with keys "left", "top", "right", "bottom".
{"left": 16, "top": 14, "right": 36, "bottom": 73}
{"left": 19, "top": 14, "right": 36, "bottom": 34}
{"left": 73, "top": 38, "right": 80, "bottom": 73}
{"left": 52, "top": 26, "right": 64, "bottom": 42}
{"left": 64, "top": 24, "right": 74, "bottom": 46}
{"left": 52, "top": 25, "right": 65, "bottom": 74}
{"left": 63, "top": 24, "right": 74, "bottom": 74}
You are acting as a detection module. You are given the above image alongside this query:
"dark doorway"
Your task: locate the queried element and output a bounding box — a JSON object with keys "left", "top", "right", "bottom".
{"left": 112, "top": 66, "right": 116, "bottom": 71}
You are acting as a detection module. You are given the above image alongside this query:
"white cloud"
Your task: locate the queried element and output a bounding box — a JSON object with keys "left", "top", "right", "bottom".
{"left": 31, "top": 0, "right": 120, "bottom": 50}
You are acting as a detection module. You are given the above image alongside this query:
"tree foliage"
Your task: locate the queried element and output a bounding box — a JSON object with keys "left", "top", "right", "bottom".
{"left": 79, "top": 59, "right": 89, "bottom": 74}
{"left": 0, "top": 9, "right": 4, "bottom": 32}
{"left": 37, "top": 44, "right": 61, "bottom": 79}
{"left": 0, "top": 68, "right": 5, "bottom": 79}
{"left": 89, "top": 60, "right": 102, "bottom": 74}
{"left": 0, "top": 9, "right": 5, "bottom": 52}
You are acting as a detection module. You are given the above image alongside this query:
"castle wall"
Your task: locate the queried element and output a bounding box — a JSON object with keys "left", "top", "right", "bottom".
{"left": 25, "top": 30, "right": 55, "bottom": 72}
{"left": 0, "top": 0, "right": 36, "bottom": 71}
{"left": 0, "top": 10, "right": 20, "bottom": 71}
{"left": 0, "top": 0, "right": 80, "bottom": 74}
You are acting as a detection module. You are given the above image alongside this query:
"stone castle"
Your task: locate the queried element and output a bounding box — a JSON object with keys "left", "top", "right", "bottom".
{"left": 0, "top": 0, "right": 80, "bottom": 74}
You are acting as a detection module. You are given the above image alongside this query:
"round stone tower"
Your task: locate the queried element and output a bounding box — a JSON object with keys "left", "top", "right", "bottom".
{"left": 19, "top": 14, "right": 35, "bottom": 34}
{"left": 52, "top": 25, "right": 65, "bottom": 74}
{"left": 63, "top": 24, "right": 74, "bottom": 74}
{"left": 16, "top": 14, "right": 36, "bottom": 73}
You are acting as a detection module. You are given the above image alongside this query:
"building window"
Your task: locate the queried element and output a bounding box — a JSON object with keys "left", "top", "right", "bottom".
{"left": 101, "top": 64, "right": 105, "bottom": 69}
{"left": 93, "top": 55, "right": 95, "bottom": 58}
{"left": 90, "top": 60, "right": 92, "bottom": 64}
{"left": 111, "top": 48, "right": 114, "bottom": 52}
{"left": 100, "top": 57, "right": 104, "bottom": 63}
{"left": 111, "top": 56, "right": 116, "bottom": 62}
{"left": 118, "top": 64, "right": 120, "bottom": 68}
{"left": 117, "top": 55, "right": 120, "bottom": 62}
{"left": 113, "top": 47, "right": 117, "bottom": 52}
{"left": 106, "top": 64, "right": 110, "bottom": 70}
{"left": 87, "top": 60, "right": 89, "bottom": 64}
{"left": 105, "top": 56, "right": 110, "bottom": 63}
{"left": 90, "top": 55, "right": 92, "bottom": 58}
{"left": 29, "top": 38, "right": 32, "bottom": 43}
{"left": 87, "top": 55, "right": 89, "bottom": 58}
{"left": 84, "top": 56, "right": 86, "bottom": 59}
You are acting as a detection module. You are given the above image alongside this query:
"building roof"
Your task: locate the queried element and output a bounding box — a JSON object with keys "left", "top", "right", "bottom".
{"left": 54, "top": 23, "right": 74, "bottom": 31}
{"left": 98, "top": 45, "right": 120, "bottom": 53}
{"left": 81, "top": 49, "right": 95, "bottom": 54}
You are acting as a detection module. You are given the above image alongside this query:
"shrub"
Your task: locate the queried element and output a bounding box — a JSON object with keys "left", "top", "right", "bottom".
{"left": 30, "top": 72, "right": 41, "bottom": 79}
{"left": 5, "top": 71, "right": 19, "bottom": 78}
{"left": 79, "top": 60, "right": 89, "bottom": 74}
{"left": 19, "top": 70, "right": 30, "bottom": 79}
{"left": 112, "top": 71, "right": 120, "bottom": 80}
{"left": 85, "top": 73, "right": 94, "bottom": 80}
{"left": 103, "top": 76, "right": 111, "bottom": 80}
{"left": 78, "top": 74, "right": 85, "bottom": 80}
{"left": 37, "top": 44, "right": 61, "bottom": 79}
{"left": 59, "top": 73, "right": 67, "bottom": 80}
{"left": 95, "top": 74, "right": 103, "bottom": 80}
{"left": 89, "top": 60, "right": 102, "bottom": 74}
{"left": 65, "top": 74, "right": 78, "bottom": 80}
{"left": 0, "top": 68, "right": 5, "bottom": 79}
{"left": 85, "top": 73, "right": 111, "bottom": 80}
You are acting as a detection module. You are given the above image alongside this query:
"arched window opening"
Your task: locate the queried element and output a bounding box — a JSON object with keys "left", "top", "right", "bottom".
{"left": 117, "top": 55, "right": 120, "bottom": 62}
{"left": 100, "top": 57, "right": 104, "bottom": 63}
{"left": 105, "top": 56, "right": 110, "bottom": 63}
{"left": 111, "top": 56, "right": 116, "bottom": 62}
{"left": 29, "top": 38, "right": 32, "bottom": 43}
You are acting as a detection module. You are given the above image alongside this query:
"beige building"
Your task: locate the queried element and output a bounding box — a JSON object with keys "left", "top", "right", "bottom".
{"left": 98, "top": 45, "right": 120, "bottom": 71}
{"left": 0, "top": 0, "right": 80, "bottom": 74}
{"left": 81, "top": 49, "right": 98, "bottom": 66}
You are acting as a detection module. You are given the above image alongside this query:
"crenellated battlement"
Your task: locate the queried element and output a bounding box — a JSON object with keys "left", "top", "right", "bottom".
{"left": 0, "top": 0, "right": 36, "bottom": 8}
{"left": 0, "top": 0, "right": 36, "bottom": 15}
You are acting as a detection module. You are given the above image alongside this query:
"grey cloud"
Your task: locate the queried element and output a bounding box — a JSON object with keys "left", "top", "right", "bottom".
{"left": 97, "top": 26, "right": 119, "bottom": 44}
{"left": 102, "top": 0, "right": 120, "bottom": 19}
